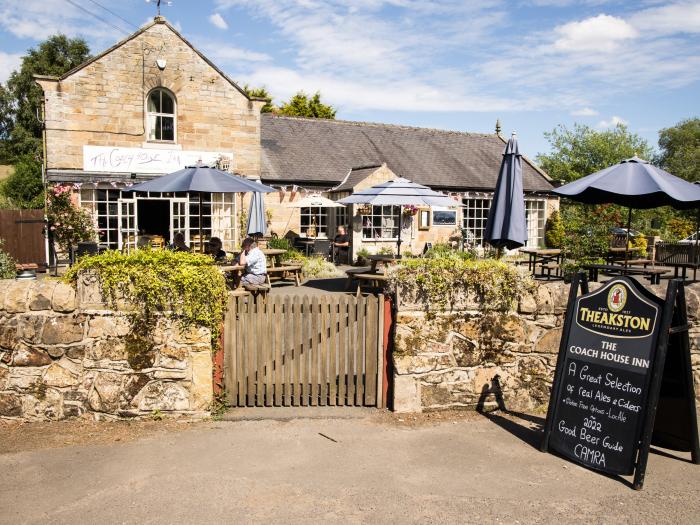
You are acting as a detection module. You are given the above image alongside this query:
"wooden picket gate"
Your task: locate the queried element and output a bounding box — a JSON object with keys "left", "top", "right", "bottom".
{"left": 223, "top": 293, "right": 385, "bottom": 407}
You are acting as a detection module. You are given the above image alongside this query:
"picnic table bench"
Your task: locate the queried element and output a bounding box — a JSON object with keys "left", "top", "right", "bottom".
{"left": 583, "top": 264, "right": 668, "bottom": 285}
{"left": 265, "top": 264, "right": 302, "bottom": 287}
{"left": 345, "top": 267, "right": 389, "bottom": 293}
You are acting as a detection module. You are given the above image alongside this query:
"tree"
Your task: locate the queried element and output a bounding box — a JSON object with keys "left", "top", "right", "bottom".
{"left": 243, "top": 85, "right": 274, "bottom": 113}
{"left": 657, "top": 117, "right": 700, "bottom": 182}
{"left": 277, "top": 91, "right": 336, "bottom": 119}
{"left": 536, "top": 123, "right": 654, "bottom": 184}
{"left": 0, "top": 34, "right": 90, "bottom": 207}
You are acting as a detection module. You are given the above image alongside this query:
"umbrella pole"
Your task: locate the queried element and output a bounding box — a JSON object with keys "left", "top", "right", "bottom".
{"left": 624, "top": 207, "right": 632, "bottom": 268}
{"left": 199, "top": 193, "right": 203, "bottom": 253}
{"left": 397, "top": 214, "right": 402, "bottom": 257}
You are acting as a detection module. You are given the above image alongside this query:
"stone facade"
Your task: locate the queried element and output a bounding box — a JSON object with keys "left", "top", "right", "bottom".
{"left": 393, "top": 281, "right": 700, "bottom": 413}
{"left": 37, "top": 18, "right": 264, "bottom": 177}
{"left": 0, "top": 279, "right": 212, "bottom": 421}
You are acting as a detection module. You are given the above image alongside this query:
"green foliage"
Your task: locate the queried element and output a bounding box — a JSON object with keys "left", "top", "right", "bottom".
{"left": 628, "top": 235, "right": 648, "bottom": 256}
{"left": 657, "top": 117, "right": 700, "bottom": 182}
{"left": 277, "top": 91, "right": 337, "bottom": 119}
{"left": 286, "top": 254, "right": 341, "bottom": 278}
{"left": 1, "top": 154, "right": 43, "bottom": 208}
{"left": 47, "top": 184, "right": 96, "bottom": 250}
{"left": 266, "top": 236, "right": 302, "bottom": 260}
{"left": 666, "top": 216, "right": 695, "bottom": 241}
{"left": 377, "top": 246, "right": 394, "bottom": 255}
{"left": 544, "top": 210, "right": 565, "bottom": 248}
{"left": 356, "top": 248, "right": 370, "bottom": 258}
{"left": 1, "top": 34, "right": 90, "bottom": 162}
{"left": 243, "top": 84, "right": 274, "bottom": 113}
{"left": 0, "top": 240, "right": 17, "bottom": 279}
{"left": 64, "top": 249, "right": 228, "bottom": 346}
{"left": 423, "top": 243, "right": 475, "bottom": 261}
{"left": 389, "top": 258, "right": 534, "bottom": 313}
{"left": 536, "top": 123, "right": 653, "bottom": 184}
{"left": 560, "top": 204, "right": 610, "bottom": 274}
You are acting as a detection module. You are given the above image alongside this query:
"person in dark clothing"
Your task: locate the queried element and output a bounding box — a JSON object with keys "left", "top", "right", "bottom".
{"left": 205, "top": 237, "right": 227, "bottom": 261}
{"left": 330, "top": 226, "right": 350, "bottom": 263}
{"left": 169, "top": 232, "right": 190, "bottom": 252}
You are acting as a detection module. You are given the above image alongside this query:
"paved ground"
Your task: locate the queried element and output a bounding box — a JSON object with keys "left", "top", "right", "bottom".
{"left": 1, "top": 411, "right": 698, "bottom": 524}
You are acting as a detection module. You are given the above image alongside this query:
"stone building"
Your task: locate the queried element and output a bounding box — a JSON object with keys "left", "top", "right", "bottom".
{"left": 36, "top": 16, "right": 556, "bottom": 258}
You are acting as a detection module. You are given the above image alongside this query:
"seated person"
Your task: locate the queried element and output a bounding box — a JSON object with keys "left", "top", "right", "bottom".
{"left": 236, "top": 237, "right": 267, "bottom": 286}
{"left": 136, "top": 232, "right": 152, "bottom": 249}
{"left": 169, "top": 232, "right": 190, "bottom": 252}
{"left": 205, "top": 237, "right": 227, "bottom": 261}
{"left": 330, "top": 225, "right": 350, "bottom": 262}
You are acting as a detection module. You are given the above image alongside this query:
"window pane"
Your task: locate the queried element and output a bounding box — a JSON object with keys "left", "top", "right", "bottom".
{"left": 161, "top": 117, "right": 174, "bottom": 141}
{"left": 161, "top": 92, "right": 174, "bottom": 114}
{"left": 148, "top": 91, "right": 160, "bottom": 113}
{"left": 155, "top": 116, "right": 162, "bottom": 141}
{"left": 147, "top": 114, "right": 157, "bottom": 141}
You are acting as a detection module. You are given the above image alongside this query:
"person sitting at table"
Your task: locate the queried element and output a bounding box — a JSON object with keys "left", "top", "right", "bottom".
{"left": 236, "top": 237, "right": 267, "bottom": 286}
{"left": 169, "top": 232, "right": 190, "bottom": 252}
{"left": 205, "top": 236, "right": 227, "bottom": 261}
{"left": 330, "top": 225, "right": 350, "bottom": 262}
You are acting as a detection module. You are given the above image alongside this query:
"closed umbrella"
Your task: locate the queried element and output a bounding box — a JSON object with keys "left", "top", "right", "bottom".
{"left": 484, "top": 133, "right": 527, "bottom": 251}
{"left": 247, "top": 191, "right": 267, "bottom": 238}
{"left": 126, "top": 164, "right": 275, "bottom": 251}
{"left": 338, "top": 177, "right": 459, "bottom": 255}
{"left": 554, "top": 156, "right": 700, "bottom": 265}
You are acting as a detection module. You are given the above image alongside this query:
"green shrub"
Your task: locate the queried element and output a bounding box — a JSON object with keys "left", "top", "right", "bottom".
{"left": 266, "top": 236, "right": 303, "bottom": 261}
{"left": 47, "top": 184, "right": 96, "bottom": 251}
{"left": 1, "top": 155, "right": 44, "bottom": 209}
{"left": 0, "top": 240, "right": 16, "bottom": 279}
{"left": 286, "top": 254, "right": 342, "bottom": 279}
{"left": 628, "top": 235, "right": 648, "bottom": 256}
{"left": 666, "top": 217, "right": 695, "bottom": 241}
{"left": 388, "top": 257, "right": 533, "bottom": 313}
{"left": 424, "top": 243, "right": 475, "bottom": 261}
{"left": 377, "top": 246, "right": 394, "bottom": 255}
{"left": 64, "top": 249, "right": 227, "bottom": 344}
{"left": 560, "top": 205, "right": 610, "bottom": 274}
{"left": 544, "top": 210, "right": 565, "bottom": 248}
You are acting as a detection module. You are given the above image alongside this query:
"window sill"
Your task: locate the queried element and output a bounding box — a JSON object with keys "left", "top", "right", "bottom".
{"left": 142, "top": 142, "right": 181, "bottom": 150}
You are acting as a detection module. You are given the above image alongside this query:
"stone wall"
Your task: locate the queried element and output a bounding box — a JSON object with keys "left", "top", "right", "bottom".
{"left": 393, "top": 280, "right": 700, "bottom": 413}
{"left": 0, "top": 279, "right": 213, "bottom": 421}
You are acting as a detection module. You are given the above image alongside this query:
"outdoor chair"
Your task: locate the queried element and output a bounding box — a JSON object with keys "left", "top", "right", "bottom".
{"left": 75, "top": 241, "right": 98, "bottom": 258}
{"left": 312, "top": 239, "right": 331, "bottom": 259}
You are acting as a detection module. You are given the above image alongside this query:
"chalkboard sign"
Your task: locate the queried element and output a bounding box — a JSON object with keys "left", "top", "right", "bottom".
{"left": 542, "top": 274, "right": 699, "bottom": 489}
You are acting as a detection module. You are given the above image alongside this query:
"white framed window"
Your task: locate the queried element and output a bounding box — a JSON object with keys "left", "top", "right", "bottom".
{"left": 462, "top": 197, "right": 492, "bottom": 247}
{"left": 212, "top": 193, "right": 236, "bottom": 252}
{"left": 362, "top": 205, "right": 400, "bottom": 240}
{"left": 526, "top": 199, "right": 547, "bottom": 248}
{"left": 147, "top": 88, "right": 176, "bottom": 142}
{"left": 79, "top": 188, "right": 121, "bottom": 249}
{"left": 301, "top": 207, "right": 328, "bottom": 237}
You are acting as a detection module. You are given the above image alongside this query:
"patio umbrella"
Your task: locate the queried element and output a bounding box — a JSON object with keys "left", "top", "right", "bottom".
{"left": 126, "top": 165, "right": 275, "bottom": 251}
{"left": 553, "top": 156, "right": 700, "bottom": 265}
{"left": 247, "top": 191, "right": 267, "bottom": 238}
{"left": 484, "top": 133, "right": 527, "bottom": 251}
{"left": 338, "top": 177, "right": 459, "bottom": 255}
{"left": 285, "top": 193, "right": 344, "bottom": 208}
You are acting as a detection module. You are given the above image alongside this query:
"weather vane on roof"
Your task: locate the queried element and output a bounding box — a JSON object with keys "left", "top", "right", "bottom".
{"left": 146, "top": 0, "right": 173, "bottom": 17}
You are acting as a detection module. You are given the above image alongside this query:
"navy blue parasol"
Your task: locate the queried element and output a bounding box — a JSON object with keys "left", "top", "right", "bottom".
{"left": 484, "top": 133, "right": 527, "bottom": 250}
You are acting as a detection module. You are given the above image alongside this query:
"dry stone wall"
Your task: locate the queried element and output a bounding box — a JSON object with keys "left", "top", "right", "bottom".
{"left": 0, "top": 279, "right": 212, "bottom": 421}
{"left": 393, "top": 281, "right": 700, "bottom": 413}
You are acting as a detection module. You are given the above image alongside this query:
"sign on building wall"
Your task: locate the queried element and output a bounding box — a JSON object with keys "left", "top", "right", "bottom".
{"left": 83, "top": 146, "right": 233, "bottom": 174}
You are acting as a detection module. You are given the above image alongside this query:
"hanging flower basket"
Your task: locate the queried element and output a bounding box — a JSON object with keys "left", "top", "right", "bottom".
{"left": 402, "top": 205, "right": 418, "bottom": 217}
{"left": 357, "top": 204, "right": 372, "bottom": 215}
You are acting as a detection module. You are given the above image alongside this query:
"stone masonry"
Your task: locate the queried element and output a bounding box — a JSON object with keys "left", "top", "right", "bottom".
{"left": 393, "top": 280, "right": 700, "bottom": 413}
{"left": 0, "top": 279, "right": 212, "bottom": 421}
{"left": 36, "top": 18, "right": 265, "bottom": 178}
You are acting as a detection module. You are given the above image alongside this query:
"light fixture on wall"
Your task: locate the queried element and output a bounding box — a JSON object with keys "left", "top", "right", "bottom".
{"left": 156, "top": 58, "right": 167, "bottom": 70}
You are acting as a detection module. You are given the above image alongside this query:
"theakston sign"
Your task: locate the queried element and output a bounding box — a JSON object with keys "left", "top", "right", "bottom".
{"left": 83, "top": 145, "right": 232, "bottom": 174}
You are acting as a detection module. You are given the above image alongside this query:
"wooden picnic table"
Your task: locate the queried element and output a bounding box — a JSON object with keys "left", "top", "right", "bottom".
{"left": 583, "top": 263, "right": 668, "bottom": 285}
{"left": 344, "top": 254, "right": 400, "bottom": 292}
{"left": 367, "top": 254, "right": 401, "bottom": 272}
{"left": 261, "top": 248, "right": 286, "bottom": 267}
{"left": 217, "top": 263, "right": 246, "bottom": 291}
{"left": 520, "top": 248, "right": 562, "bottom": 278}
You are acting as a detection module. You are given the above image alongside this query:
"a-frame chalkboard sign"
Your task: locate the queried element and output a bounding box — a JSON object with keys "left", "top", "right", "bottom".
{"left": 541, "top": 274, "right": 699, "bottom": 490}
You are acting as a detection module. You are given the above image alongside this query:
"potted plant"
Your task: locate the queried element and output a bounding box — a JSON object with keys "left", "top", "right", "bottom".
{"left": 356, "top": 248, "right": 370, "bottom": 266}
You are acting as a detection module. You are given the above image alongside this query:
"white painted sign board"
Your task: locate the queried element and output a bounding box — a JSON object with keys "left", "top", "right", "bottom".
{"left": 83, "top": 145, "right": 232, "bottom": 174}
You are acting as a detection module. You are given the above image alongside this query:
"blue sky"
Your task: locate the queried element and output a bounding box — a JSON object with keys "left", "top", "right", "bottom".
{"left": 1, "top": 0, "right": 699, "bottom": 158}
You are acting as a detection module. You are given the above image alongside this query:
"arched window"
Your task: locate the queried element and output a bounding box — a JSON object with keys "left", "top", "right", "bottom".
{"left": 147, "top": 88, "right": 176, "bottom": 142}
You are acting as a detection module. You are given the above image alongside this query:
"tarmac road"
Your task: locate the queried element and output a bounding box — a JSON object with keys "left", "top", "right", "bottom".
{"left": 1, "top": 411, "right": 698, "bottom": 524}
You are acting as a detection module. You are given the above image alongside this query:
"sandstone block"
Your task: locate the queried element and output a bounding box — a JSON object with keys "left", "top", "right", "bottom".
{"left": 87, "top": 339, "right": 128, "bottom": 361}
{"left": 43, "top": 360, "right": 80, "bottom": 388}
{"left": 52, "top": 283, "right": 76, "bottom": 313}
{"left": 394, "top": 354, "right": 452, "bottom": 375}
{"left": 42, "top": 316, "right": 84, "bottom": 345}
{"left": 29, "top": 280, "right": 58, "bottom": 311}
{"left": 0, "top": 365, "right": 7, "bottom": 389}
{"left": 12, "top": 344, "right": 52, "bottom": 367}
{"left": 537, "top": 286, "right": 554, "bottom": 314}
{"left": 535, "top": 328, "right": 562, "bottom": 354}
{"left": 190, "top": 350, "right": 213, "bottom": 411}
{"left": 132, "top": 380, "right": 189, "bottom": 412}
{"left": 0, "top": 392, "right": 22, "bottom": 417}
{"left": 21, "top": 389, "right": 63, "bottom": 420}
{"left": 88, "top": 372, "right": 123, "bottom": 413}
{"left": 393, "top": 375, "right": 422, "bottom": 413}
{"left": 87, "top": 316, "right": 130, "bottom": 338}
{"left": 174, "top": 325, "right": 210, "bottom": 345}
{"left": 0, "top": 317, "right": 18, "bottom": 349}
{"left": 17, "top": 314, "right": 45, "bottom": 343}
{"left": 5, "top": 281, "right": 30, "bottom": 313}
{"left": 518, "top": 293, "right": 537, "bottom": 314}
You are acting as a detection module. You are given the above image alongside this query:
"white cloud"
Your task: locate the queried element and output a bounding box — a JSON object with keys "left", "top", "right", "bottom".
{"left": 597, "top": 115, "right": 626, "bottom": 128}
{"left": 0, "top": 52, "right": 22, "bottom": 84}
{"left": 571, "top": 107, "right": 598, "bottom": 117}
{"left": 207, "top": 45, "right": 271, "bottom": 63}
{"left": 552, "top": 14, "right": 638, "bottom": 53}
{"left": 209, "top": 13, "right": 228, "bottom": 30}
{"left": 630, "top": 1, "right": 700, "bottom": 36}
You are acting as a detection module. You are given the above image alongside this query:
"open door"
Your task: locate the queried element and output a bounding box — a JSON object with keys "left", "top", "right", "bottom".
{"left": 118, "top": 197, "right": 137, "bottom": 253}
{"left": 170, "top": 198, "right": 189, "bottom": 246}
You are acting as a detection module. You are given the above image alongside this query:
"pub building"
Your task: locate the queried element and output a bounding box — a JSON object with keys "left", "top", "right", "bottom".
{"left": 36, "top": 16, "right": 557, "bottom": 259}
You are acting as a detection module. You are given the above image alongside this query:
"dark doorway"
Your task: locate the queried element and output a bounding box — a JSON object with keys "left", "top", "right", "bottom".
{"left": 137, "top": 199, "right": 170, "bottom": 241}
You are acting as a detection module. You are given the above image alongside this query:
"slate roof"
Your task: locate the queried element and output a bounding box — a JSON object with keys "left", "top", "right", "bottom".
{"left": 333, "top": 165, "right": 383, "bottom": 192}
{"left": 260, "top": 114, "right": 553, "bottom": 193}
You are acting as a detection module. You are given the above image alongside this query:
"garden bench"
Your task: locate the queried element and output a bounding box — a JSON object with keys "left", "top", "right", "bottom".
{"left": 347, "top": 272, "right": 389, "bottom": 294}
{"left": 345, "top": 267, "right": 377, "bottom": 291}
{"left": 654, "top": 242, "right": 700, "bottom": 280}
{"left": 539, "top": 263, "right": 561, "bottom": 280}
{"left": 265, "top": 265, "right": 303, "bottom": 287}
{"left": 610, "top": 258, "right": 652, "bottom": 267}
{"left": 242, "top": 283, "right": 271, "bottom": 296}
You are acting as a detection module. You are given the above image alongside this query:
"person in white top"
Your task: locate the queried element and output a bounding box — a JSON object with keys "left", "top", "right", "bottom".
{"left": 238, "top": 237, "right": 267, "bottom": 286}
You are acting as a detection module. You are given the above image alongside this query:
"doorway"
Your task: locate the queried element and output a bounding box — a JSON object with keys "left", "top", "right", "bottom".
{"left": 137, "top": 199, "right": 170, "bottom": 242}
